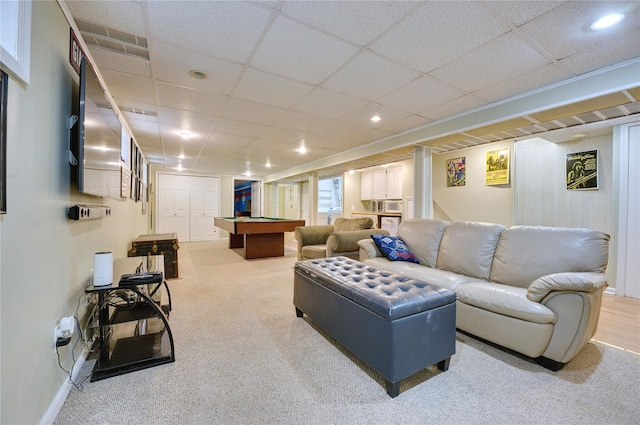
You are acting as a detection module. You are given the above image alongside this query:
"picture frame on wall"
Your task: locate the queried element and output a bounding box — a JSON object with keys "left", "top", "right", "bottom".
{"left": 446, "top": 157, "right": 465, "bottom": 187}
{"left": 485, "top": 148, "right": 510, "bottom": 185}
{"left": 0, "top": 70, "right": 8, "bottom": 213}
{"left": 566, "top": 150, "right": 598, "bottom": 190}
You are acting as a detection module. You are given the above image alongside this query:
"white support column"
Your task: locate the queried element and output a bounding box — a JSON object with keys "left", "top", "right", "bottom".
{"left": 413, "top": 146, "right": 433, "bottom": 219}
{"left": 308, "top": 172, "right": 318, "bottom": 225}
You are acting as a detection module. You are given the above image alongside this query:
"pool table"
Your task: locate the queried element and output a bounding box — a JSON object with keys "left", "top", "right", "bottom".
{"left": 214, "top": 217, "right": 305, "bottom": 259}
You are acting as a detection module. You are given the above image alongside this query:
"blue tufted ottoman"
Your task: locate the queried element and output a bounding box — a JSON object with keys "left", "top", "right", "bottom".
{"left": 293, "top": 256, "right": 456, "bottom": 397}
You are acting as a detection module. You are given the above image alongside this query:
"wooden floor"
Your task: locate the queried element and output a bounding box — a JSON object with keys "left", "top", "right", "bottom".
{"left": 593, "top": 293, "right": 640, "bottom": 353}
{"left": 287, "top": 234, "right": 639, "bottom": 353}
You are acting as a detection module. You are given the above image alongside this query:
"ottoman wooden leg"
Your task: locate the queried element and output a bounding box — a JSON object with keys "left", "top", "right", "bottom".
{"left": 437, "top": 357, "right": 450, "bottom": 372}
{"left": 295, "top": 307, "right": 304, "bottom": 318}
{"left": 385, "top": 380, "right": 400, "bottom": 398}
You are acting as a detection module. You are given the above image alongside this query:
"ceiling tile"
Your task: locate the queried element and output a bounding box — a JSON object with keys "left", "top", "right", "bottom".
{"left": 100, "top": 70, "right": 155, "bottom": 104}
{"left": 281, "top": 1, "right": 418, "bottom": 47}
{"left": 291, "top": 87, "right": 368, "bottom": 119}
{"left": 66, "top": 0, "right": 145, "bottom": 33}
{"left": 250, "top": 15, "right": 358, "bottom": 85}
{"left": 87, "top": 47, "right": 151, "bottom": 78}
{"left": 371, "top": 1, "right": 509, "bottom": 73}
{"left": 272, "top": 110, "right": 335, "bottom": 133}
{"left": 223, "top": 98, "right": 287, "bottom": 126}
{"left": 259, "top": 127, "right": 308, "bottom": 144}
{"left": 155, "top": 81, "right": 227, "bottom": 115}
{"left": 322, "top": 52, "right": 422, "bottom": 101}
{"left": 420, "top": 95, "right": 487, "bottom": 121}
{"left": 150, "top": 41, "right": 243, "bottom": 95}
{"left": 474, "top": 63, "right": 573, "bottom": 103}
{"left": 486, "top": 1, "right": 565, "bottom": 27}
{"left": 233, "top": 68, "right": 315, "bottom": 109}
{"left": 158, "top": 123, "right": 209, "bottom": 145}
{"left": 156, "top": 107, "right": 218, "bottom": 131}
{"left": 518, "top": 1, "right": 640, "bottom": 60}
{"left": 214, "top": 117, "right": 268, "bottom": 138}
{"left": 559, "top": 33, "right": 640, "bottom": 77}
{"left": 146, "top": 1, "right": 273, "bottom": 63}
{"left": 378, "top": 114, "right": 433, "bottom": 135}
{"left": 430, "top": 32, "right": 550, "bottom": 93}
{"left": 377, "top": 75, "right": 466, "bottom": 114}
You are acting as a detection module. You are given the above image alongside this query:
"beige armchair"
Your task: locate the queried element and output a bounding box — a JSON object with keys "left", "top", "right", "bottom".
{"left": 294, "top": 217, "right": 389, "bottom": 261}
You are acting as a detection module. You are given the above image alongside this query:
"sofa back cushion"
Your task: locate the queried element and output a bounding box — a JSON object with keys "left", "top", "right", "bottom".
{"left": 334, "top": 217, "right": 373, "bottom": 231}
{"left": 489, "top": 226, "right": 610, "bottom": 288}
{"left": 436, "top": 221, "right": 505, "bottom": 280}
{"left": 397, "top": 219, "right": 450, "bottom": 268}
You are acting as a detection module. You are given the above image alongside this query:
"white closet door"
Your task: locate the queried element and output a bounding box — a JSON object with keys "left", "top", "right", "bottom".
{"left": 190, "top": 176, "right": 219, "bottom": 241}
{"left": 157, "top": 173, "right": 189, "bottom": 241}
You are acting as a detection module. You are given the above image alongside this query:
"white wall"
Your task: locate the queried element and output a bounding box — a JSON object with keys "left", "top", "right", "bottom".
{"left": 0, "top": 3, "right": 148, "bottom": 423}
{"left": 514, "top": 134, "right": 615, "bottom": 287}
{"left": 432, "top": 141, "right": 515, "bottom": 226}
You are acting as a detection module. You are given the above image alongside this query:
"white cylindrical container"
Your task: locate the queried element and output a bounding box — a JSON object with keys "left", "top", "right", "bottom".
{"left": 93, "top": 252, "right": 113, "bottom": 286}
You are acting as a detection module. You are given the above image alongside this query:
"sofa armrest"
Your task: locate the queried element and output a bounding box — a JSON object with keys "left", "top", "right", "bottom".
{"left": 527, "top": 272, "right": 609, "bottom": 303}
{"left": 295, "top": 225, "right": 334, "bottom": 260}
{"left": 357, "top": 238, "right": 382, "bottom": 260}
{"left": 326, "top": 229, "right": 389, "bottom": 257}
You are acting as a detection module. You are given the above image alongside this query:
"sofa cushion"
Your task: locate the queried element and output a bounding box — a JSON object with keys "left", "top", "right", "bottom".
{"left": 456, "top": 282, "right": 556, "bottom": 324}
{"left": 363, "top": 257, "right": 482, "bottom": 292}
{"left": 489, "top": 226, "right": 610, "bottom": 289}
{"left": 396, "top": 219, "right": 450, "bottom": 267}
{"left": 334, "top": 217, "right": 373, "bottom": 232}
{"left": 300, "top": 244, "right": 328, "bottom": 260}
{"left": 436, "top": 221, "right": 505, "bottom": 281}
{"left": 371, "top": 235, "right": 418, "bottom": 263}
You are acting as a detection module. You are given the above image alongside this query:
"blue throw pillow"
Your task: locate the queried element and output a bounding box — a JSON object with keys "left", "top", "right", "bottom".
{"left": 371, "top": 235, "right": 419, "bottom": 263}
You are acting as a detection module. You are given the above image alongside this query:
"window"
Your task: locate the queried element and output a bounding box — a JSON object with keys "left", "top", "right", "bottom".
{"left": 0, "top": 0, "right": 31, "bottom": 84}
{"left": 317, "top": 176, "right": 342, "bottom": 224}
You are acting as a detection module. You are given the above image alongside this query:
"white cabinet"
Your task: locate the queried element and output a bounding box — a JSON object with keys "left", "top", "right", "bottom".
{"left": 372, "top": 170, "right": 387, "bottom": 199}
{"left": 361, "top": 167, "right": 403, "bottom": 200}
{"left": 386, "top": 166, "right": 403, "bottom": 199}
{"left": 360, "top": 171, "right": 372, "bottom": 200}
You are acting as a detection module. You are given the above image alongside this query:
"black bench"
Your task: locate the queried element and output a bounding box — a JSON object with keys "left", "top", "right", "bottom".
{"left": 293, "top": 256, "right": 456, "bottom": 397}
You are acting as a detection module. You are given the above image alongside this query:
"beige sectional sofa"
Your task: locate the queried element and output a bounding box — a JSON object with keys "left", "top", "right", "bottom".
{"left": 358, "top": 219, "right": 610, "bottom": 370}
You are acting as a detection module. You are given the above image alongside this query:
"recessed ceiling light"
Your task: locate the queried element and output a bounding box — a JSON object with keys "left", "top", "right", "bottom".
{"left": 179, "top": 131, "right": 192, "bottom": 139}
{"left": 176, "top": 163, "right": 183, "bottom": 171}
{"left": 189, "top": 70, "right": 208, "bottom": 80}
{"left": 178, "top": 153, "right": 185, "bottom": 159}
{"left": 266, "top": 160, "right": 272, "bottom": 168}
{"left": 572, "top": 133, "right": 587, "bottom": 140}
{"left": 591, "top": 13, "right": 625, "bottom": 30}
{"left": 245, "top": 171, "right": 251, "bottom": 177}
{"left": 298, "top": 145, "right": 307, "bottom": 154}
{"left": 371, "top": 115, "right": 381, "bottom": 122}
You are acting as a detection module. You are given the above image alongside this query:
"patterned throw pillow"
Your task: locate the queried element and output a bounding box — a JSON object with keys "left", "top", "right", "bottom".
{"left": 371, "top": 234, "right": 419, "bottom": 263}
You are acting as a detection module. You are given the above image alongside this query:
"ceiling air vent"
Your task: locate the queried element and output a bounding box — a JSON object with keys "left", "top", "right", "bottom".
{"left": 75, "top": 19, "right": 149, "bottom": 60}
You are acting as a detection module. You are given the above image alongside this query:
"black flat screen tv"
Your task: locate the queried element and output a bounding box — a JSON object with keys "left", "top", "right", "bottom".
{"left": 71, "top": 56, "right": 122, "bottom": 199}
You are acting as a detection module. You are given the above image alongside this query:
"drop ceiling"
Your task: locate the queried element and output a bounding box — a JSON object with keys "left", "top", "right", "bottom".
{"left": 61, "top": 1, "right": 640, "bottom": 183}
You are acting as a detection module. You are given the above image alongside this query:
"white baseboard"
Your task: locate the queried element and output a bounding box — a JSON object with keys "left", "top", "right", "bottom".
{"left": 604, "top": 287, "right": 617, "bottom": 295}
{"left": 39, "top": 348, "right": 88, "bottom": 425}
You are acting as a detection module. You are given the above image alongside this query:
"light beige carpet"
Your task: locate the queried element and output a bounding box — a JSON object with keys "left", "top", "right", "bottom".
{"left": 54, "top": 240, "right": 640, "bottom": 424}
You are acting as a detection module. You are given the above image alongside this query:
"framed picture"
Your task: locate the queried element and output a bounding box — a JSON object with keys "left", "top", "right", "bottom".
{"left": 485, "top": 148, "right": 510, "bottom": 185}
{"left": 446, "top": 157, "right": 465, "bottom": 187}
{"left": 0, "top": 70, "right": 7, "bottom": 213}
{"left": 566, "top": 150, "right": 598, "bottom": 190}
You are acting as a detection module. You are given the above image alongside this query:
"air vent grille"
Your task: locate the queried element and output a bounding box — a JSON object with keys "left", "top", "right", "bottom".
{"left": 76, "top": 19, "right": 149, "bottom": 60}
{"left": 120, "top": 107, "right": 158, "bottom": 117}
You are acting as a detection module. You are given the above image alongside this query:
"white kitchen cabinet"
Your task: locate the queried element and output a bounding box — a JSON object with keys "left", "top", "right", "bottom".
{"left": 360, "top": 171, "right": 372, "bottom": 200}
{"left": 372, "top": 170, "right": 387, "bottom": 199}
{"left": 386, "top": 166, "right": 403, "bottom": 199}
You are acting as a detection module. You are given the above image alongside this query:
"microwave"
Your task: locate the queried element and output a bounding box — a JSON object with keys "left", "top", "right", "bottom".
{"left": 384, "top": 200, "right": 402, "bottom": 213}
